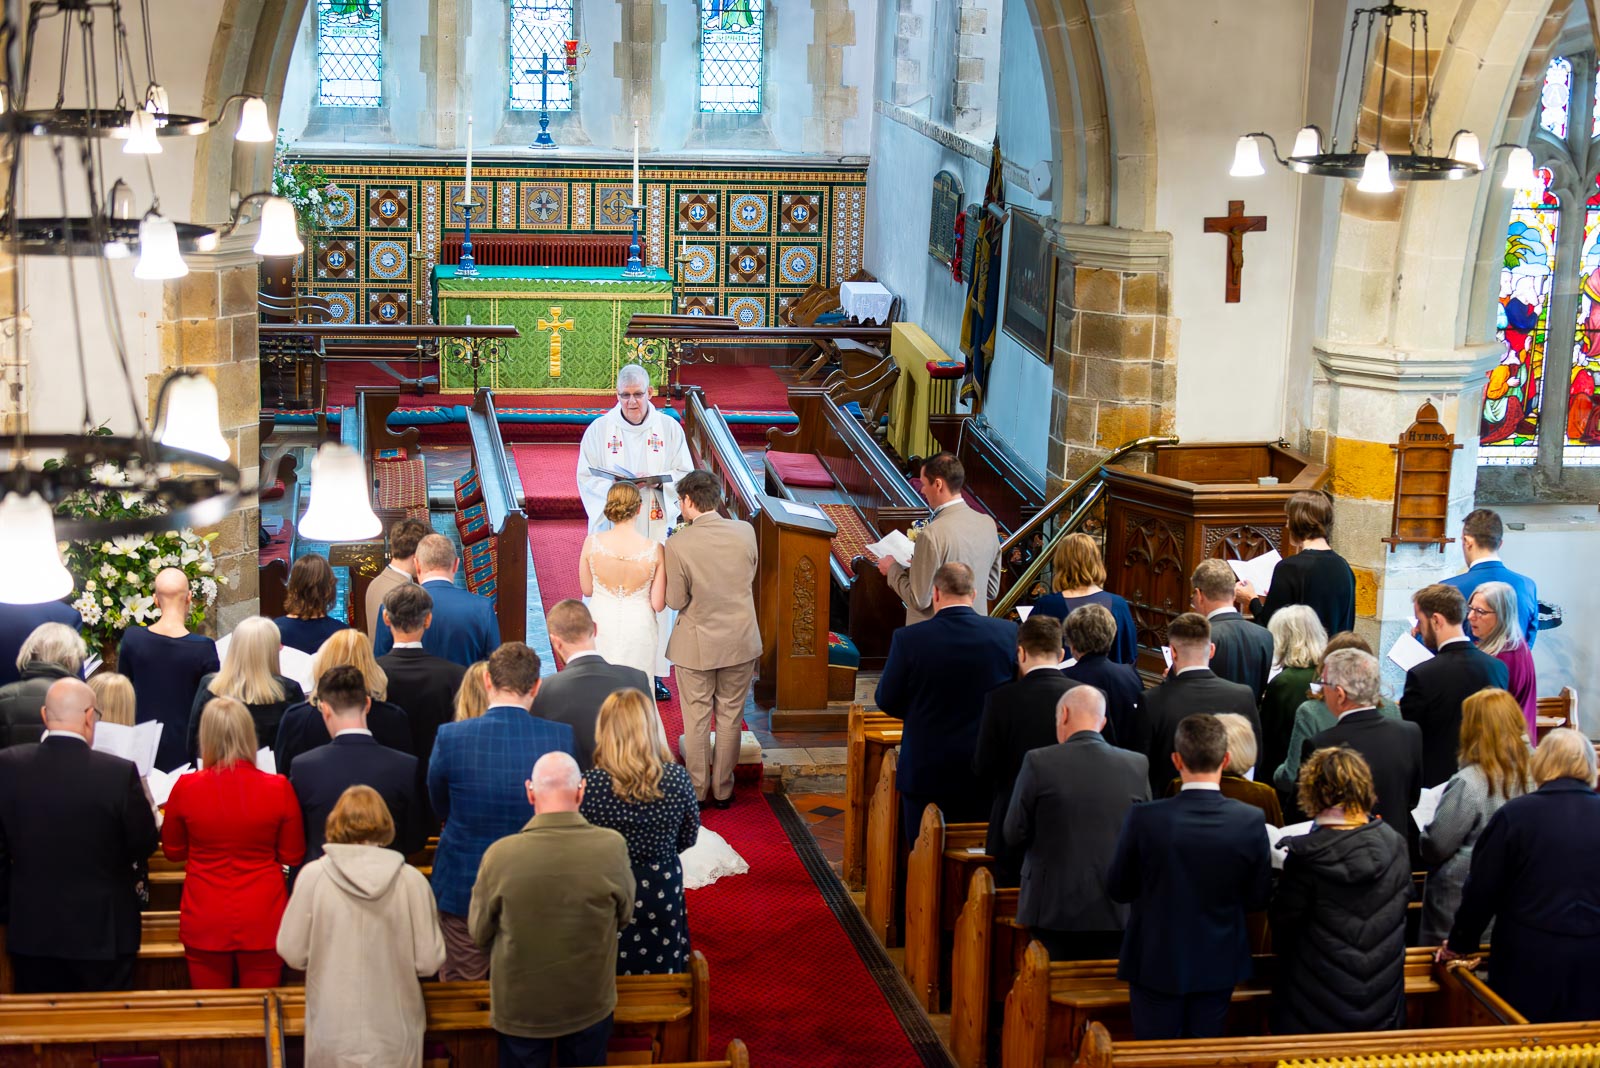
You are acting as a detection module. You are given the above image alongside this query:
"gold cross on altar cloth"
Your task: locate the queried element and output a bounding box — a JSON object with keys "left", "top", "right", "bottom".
{"left": 538, "top": 306, "right": 576, "bottom": 377}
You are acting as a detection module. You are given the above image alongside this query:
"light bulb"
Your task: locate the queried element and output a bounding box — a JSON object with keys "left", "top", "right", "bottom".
{"left": 109, "top": 179, "right": 136, "bottom": 221}
{"left": 253, "top": 196, "right": 304, "bottom": 256}
{"left": 1229, "top": 136, "right": 1265, "bottom": 178}
{"left": 135, "top": 213, "right": 188, "bottom": 279}
{"left": 1502, "top": 146, "right": 1537, "bottom": 189}
{"left": 0, "top": 493, "right": 74, "bottom": 605}
{"left": 1290, "top": 126, "right": 1321, "bottom": 158}
{"left": 156, "top": 373, "right": 231, "bottom": 461}
{"left": 1357, "top": 149, "right": 1394, "bottom": 193}
{"left": 123, "top": 107, "right": 161, "bottom": 154}
{"left": 236, "top": 96, "right": 273, "bottom": 143}
{"left": 1450, "top": 132, "right": 1483, "bottom": 169}
{"left": 298, "top": 443, "right": 381, "bottom": 542}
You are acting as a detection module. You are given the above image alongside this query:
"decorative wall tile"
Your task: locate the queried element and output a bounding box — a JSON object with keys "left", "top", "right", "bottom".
{"left": 496, "top": 183, "right": 517, "bottom": 227}
{"left": 320, "top": 290, "right": 358, "bottom": 323}
{"left": 677, "top": 192, "right": 719, "bottom": 234}
{"left": 729, "top": 192, "right": 770, "bottom": 233}
{"left": 316, "top": 238, "right": 358, "bottom": 280}
{"left": 778, "top": 245, "right": 819, "bottom": 285}
{"left": 780, "top": 193, "right": 820, "bottom": 234}
{"left": 830, "top": 186, "right": 865, "bottom": 278}
{"left": 571, "top": 183, "right": 591, "bottom": 228}
{"left": 321, "top": 185, "right": 358, "bottom": 228}
{"left": 368, "top": 290, "right": 410, "bottom": 323}
{"left": 727, "top": 295, "right": 766, "bottom": 327}
{"left": 369, "top": 239, "right": 408, "bottom": 281}
{"left": 728, "top": 245, "right": 767, "bottom": 284}
{"left": 445, "top": 182, "right": 491, "bottom": 226}
{"left": 595, "top": 184, "right": 635, "bottom": 229}
{"left": 680, "top": 244, "right": 717, "bottom": 284}
{"left": 520, "top": 185, "right": 567, "bottom": 229}
{"left": 368, "top": 188, "right": 411, "bottom": 229}
{"left": 680, "top": 294, "right": 718, "bottom": 315}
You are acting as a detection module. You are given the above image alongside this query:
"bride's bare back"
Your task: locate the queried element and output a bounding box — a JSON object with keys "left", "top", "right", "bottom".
{"left": 581, "top": 525, "right": 664, "bottom": 604}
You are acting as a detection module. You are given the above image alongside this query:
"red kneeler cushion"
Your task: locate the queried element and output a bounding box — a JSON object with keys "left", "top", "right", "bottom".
{"left": 765, "top": 450, "right": 834, "bottom": 488}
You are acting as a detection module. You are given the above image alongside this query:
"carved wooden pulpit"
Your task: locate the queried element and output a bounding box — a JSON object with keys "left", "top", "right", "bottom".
{"left": 1100, "top": 442, "right": 1330, "bottom": 674}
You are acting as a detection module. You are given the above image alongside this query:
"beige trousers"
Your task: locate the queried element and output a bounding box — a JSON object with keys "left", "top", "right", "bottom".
{"left": 677, "top": 658, "right": 758, "bottom": 801}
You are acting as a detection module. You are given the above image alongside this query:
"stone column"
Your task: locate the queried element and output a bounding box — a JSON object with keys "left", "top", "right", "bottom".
{"left": 805, "top": 0, "right": 858, "bottom": 154}
{"left": 422, "top": 0, "right": 464, "bottom": 148}
{"left": 614, "top": 0, "right": 664, "bottom": 144}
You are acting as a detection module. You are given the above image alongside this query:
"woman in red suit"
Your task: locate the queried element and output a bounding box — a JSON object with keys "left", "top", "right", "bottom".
{"left": 163, "top": 696, "right": 305, "bottom": 988}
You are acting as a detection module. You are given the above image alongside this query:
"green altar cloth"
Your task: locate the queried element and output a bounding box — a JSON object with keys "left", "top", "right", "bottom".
{"left": 432, "top": 265, "right": 673, "bottom": 394}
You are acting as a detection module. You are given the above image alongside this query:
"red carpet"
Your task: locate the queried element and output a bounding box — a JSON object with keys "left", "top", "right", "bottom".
{"left": 527, "top": 517, "right": 589, "bottom": 609}
{"left": 678, "top": 362, "right": 790, "bottom": 409}
{"left": 512, "top": 444, "right": 585, "bottom": 518}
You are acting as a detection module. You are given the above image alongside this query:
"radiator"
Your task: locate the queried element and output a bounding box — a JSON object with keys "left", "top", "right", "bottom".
{"left": 438, "top": 233, "right": 631, "bottom": 268}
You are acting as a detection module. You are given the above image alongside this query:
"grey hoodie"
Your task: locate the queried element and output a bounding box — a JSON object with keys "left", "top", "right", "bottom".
{"left": 321, "top": 842, "right": 405, "bottom": 901}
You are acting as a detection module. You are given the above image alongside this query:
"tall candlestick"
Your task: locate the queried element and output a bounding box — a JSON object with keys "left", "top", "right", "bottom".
{"left": 632, "top": 120, "right": 641, "bottom": 206}
{"left": 464, "top": 116, "right": 474, "bottom": 202}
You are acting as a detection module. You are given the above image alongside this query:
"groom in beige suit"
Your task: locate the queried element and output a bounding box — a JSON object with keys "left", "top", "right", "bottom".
{"left": 878, "top": 452, "right": 1002, "bottom": 624}
{"left": 664, "top": 471, "right": 761, "bottom": 808}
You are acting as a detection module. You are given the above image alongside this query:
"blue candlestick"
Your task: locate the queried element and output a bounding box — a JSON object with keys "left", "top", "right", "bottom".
{"left": 457, "top": 194, "right": 479, "bottom": 276}
{"left": 623, "top": 204, "right": 646, "bottom": 276}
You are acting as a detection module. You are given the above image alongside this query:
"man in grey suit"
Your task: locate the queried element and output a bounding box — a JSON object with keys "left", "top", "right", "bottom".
{"left": 1005, "top": 686, "right": 1150, "bottom": 961}
{"left": 363, "top": 517, "right": 430, "bottom": 640}
{"left": 1191, "top": 559, "right": 1273, "bottom": 700}
{"left": 532, "top": 600, "right": 652, "bottom": 771}
{"left": 877, "top": 452, "right": 1002, "bottom": 624}
{"left": 665, "top": 471, "right": 761, "bottom": 809}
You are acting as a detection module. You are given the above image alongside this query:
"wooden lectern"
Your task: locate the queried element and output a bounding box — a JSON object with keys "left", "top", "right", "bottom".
{"left": 1101, "top": 442, "right": 1329, "bottom": 672}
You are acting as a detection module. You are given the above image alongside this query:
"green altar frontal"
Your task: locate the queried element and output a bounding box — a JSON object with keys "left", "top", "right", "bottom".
{"left": 433, "top": 265, "right": 673, "bottom": 394}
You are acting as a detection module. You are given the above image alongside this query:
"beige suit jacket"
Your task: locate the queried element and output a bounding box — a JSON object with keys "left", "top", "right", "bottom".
{"left": 664, "top": 512, "right": 761, "bottom": 671}
{"left": 888, "top": 499, "right": 1002, "bottom": 624}
{"left": 364, "top": 564, "right": 413, "bottom": 639}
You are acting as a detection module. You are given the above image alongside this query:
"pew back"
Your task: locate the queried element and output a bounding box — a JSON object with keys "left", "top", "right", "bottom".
{"left": 845, "top": 705, "right": 902, "bottom": 888}
{"left": 904, "top": 804, "right": 992, "bottom": 1013}
{"left": 464, "top": 388, "right": 530, "bottom": 642}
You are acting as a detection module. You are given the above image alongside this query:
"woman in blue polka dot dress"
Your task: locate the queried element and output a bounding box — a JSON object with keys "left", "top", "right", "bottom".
{"left": 580, "top": 689, "right": 702, "bottom": 974}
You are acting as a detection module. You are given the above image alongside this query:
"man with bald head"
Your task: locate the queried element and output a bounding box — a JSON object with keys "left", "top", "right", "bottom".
{"left": 118, "top": 567, "right": 219, "bottom": 771}
{"left": 0, "top": 678, "right": 159, "bottom": 992}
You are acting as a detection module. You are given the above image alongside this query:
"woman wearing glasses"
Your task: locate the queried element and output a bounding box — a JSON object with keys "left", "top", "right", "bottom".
{"left": 1467, "top": 582, "right": 1538, "bottom": 739}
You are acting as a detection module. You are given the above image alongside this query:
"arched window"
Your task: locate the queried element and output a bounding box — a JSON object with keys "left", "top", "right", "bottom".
{"left": 316, "top": 0, "right": 384, "bottom": 107}
{"left": 510, "top": 0, "right": 574, "bottom": 112}
{"left": 699, "top": 0, "right": 764, "bottom": 114}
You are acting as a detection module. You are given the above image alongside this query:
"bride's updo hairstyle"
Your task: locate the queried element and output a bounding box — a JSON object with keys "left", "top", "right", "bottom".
{"left": 604, "top": 481, "right": 642, "bottom": 524}
{"left": 594, "top": 688, "right": 673, "bottom": 802}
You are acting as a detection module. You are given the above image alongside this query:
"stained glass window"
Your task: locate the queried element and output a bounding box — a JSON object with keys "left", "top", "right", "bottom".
{"left": 510, "top": 0, "right": 573, "bottom": 112}
{"left": 317, "top": 0, "right": 383, "bottom": 107}
{"left": 1541, "top": 56, "right": 1571, "bottom": 139}
{"left": 1481, "top": 167, "right": 1558, "bottom": 465}
{"left": 1571, "top": 181, "right": 1600, "bottom": 463}
{"left": 699, "top": 0, "right": 764, "bottom": 114}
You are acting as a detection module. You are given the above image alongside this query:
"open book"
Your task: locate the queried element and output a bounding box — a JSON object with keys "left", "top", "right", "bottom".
{"left": 587, "top": 465, "right": 670, "bottom": 487}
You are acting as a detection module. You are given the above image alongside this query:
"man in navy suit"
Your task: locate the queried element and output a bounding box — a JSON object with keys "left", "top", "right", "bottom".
{"left": 428, "top": 642, "right": 576, "bottom": 981}
{"left": 1440, "top": 508, "right": 1539, "bottom": 647}
{"left": 374, "top": 534, "right": 499, "bottom": 668}
{"left": 1402, "top": 584, "right": 1510, "bottom": 786}
{"left": 1109, "top": 713, "right": 1272, "bottom": 1040}
{"left": 290, "top": 665, "right": 424, "bottom": 864}
{"left": 876, "top": 562, "right": 1017, "bottom": 839}
{"left": 0, "top": 600, "right": 80, "bottom": 688}
{"left": 1191, "top": 559, "right": 1273, "bottom": 700}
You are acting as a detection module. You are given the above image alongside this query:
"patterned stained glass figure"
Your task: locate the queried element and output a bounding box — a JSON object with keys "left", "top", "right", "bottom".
{"left": 700, "top": 0, "right": 764, "bottom": 113}
{"left": 511, "top": 0, "right": 574, "bottom": 111}
{"left": 1482, "top": 167, "right": 1557, "bottom": 459}
{"left": 1571, "top": 181, "right": 1600, "bottom": 448}
{"left": 1541, "top": 56, "right": 1572, "bottom": 139}
{"left": 317, "top": 0, "right": 383, "bottom": 107}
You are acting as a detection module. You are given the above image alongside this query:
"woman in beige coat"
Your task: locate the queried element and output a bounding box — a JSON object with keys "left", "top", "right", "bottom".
{"left": 278, "top": 786, "right": 447, "bottom": 1067}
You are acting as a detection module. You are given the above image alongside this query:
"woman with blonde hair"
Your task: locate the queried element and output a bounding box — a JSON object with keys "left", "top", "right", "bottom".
{"left": 162, "top": 697, "right": 304, "bottom": 988}
{"left": 1163, "top": 712, "right": 1283, "bottom": 826}
{"left": 1419, "top": 687, "right": 1533, "bottom": 944}
{"left": 579, "top": 481, "right": 670, "bottom": 694}
{"left": 278, "top": 785, "right": 446, "bottom": 1067}
{"left": 1467, "top": 582, "right": 1538, "bottom": 737}
{"left": 186, "top": 617, "right": 305, "bottom": 759}
{"left": 87, "top": 671, "right": 137, "bottom": 727}
{"left": 1259, "top": 605, "right": 1328, "bottom": 793}
{"left": 453, "top": 661, "right": 489, "bottom": 721}
{"left": 273, "top": 628, "right": 413, "bottom": 777}
{"left": 1028, "top": 533, "right": 1138, "bottom": 663}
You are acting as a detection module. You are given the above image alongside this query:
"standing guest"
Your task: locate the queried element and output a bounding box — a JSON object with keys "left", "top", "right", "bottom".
{"left": 1467, "top": 583, "right": 1538, "bottom": 737}
{"left": 1403, "top": 584, "right": 1510, "bottom": 787}
{"left": 1235, "top": 491, "right": 1356, "bottom": 636}
{"left": 273, "top": 554, "right": 350, "bottom": 656}
{"left": 1061, "top": 604, "right": 1145, "bottom": 749}
{"left": 277, "top": 785, "right": 446, "bottom": 1068}
{"left": 1271, "top": 747, "right": 1411, "bottom": 1035}
{"left": 275, "top": 629, "right": 412, "bottom": 778}
{"left": 579, "top": 690, "right": 701, "bottom": 973}
{"left": 0, "top": 678, "right": 157, "bottom": 993}
{"left": 0, "top": 622, "right": 88, "bottom": 748}
{"left": 1131, "top": 612, "right": 1260, "bottom": 798}
{"left": 1109, "top": 714, "right": 1273, "bottom": 1040}
{"left": 1441, "top": 508, "right": 1539, "bottom": 647}
{"left": 877, "top": 452, "right": 1002, "bottom": 623}
{"left": 363, "top": 517, "right": 431, "bottom": 641}
{"left": 87, "top": 671, "right": 136, "bottom": 726}
{"left": 1271, "top": 633, "right": 1402, "bottom": 803}
{"left": 376, "top": 583, "right": 467, "bottom": 823}
{"left": 186, "top": 616, "right": 305, "bottom": 759}
{"left": 1190, "top": 559, "right": 1273, "bottom": 699}
{"left": 0, "top": 599, "right": 81, "bottom": 689}
{"left": 119, "top": 567, "right": 219, "bottom": 771}
{"left": 470, "top": 752, "right": 634, "bottom": 1067}
{"left": 1165, "top": 713, "right": 1283, "bottom": 827}
{"left": 454, "top": 661, "right": 489, "bottom": 721}
{"left": 1005, "top": 687, "right": 1149, "bottom": 960}
{"left": 535, "top": 599, "right": 654, "bottom": 770}
{"left": 664, "top": 471, "right": 761, "bottom": 810}
{"left": 1419, "top": 688, "right": 1533, "bottom": 945}
{"left": 162, "top": 697, "right": 304, "bottom": 989}
{"left": 1259, "top": 606, "right": 1327, "bottom": 788}
{"left": 429, "top": 643, "right": 577, "bottom": 981}
{"left": 876, "top": 562, "right": 1018, "bottom": 836}
{"left": 290, "top": 665, "right": 424, "bottom": 864}
{"left": 1440, "top": 729, "right": 1600, "bottom": 1022}
{"left": 973, "top": 615, "right": 1079, "bottom": 884}
{"left": 374, "top": 534, "right": 500, "bottom": 667}
{"left": 1028, "top": 533, "right": 1139, "bottom": 664}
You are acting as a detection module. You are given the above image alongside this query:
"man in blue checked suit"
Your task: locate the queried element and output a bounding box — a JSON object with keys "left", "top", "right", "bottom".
{"left": 428, "top": 642, "right": 576, "bottom": 981}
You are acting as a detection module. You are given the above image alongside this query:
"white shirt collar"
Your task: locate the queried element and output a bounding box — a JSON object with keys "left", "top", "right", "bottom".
{"left": 1336, "top": 705, "right": 1377, "bottom": 722}
{"left": 934, "top": 498, "right": 967, "bottom": 514}
{"left": 42, "top": 730, "right": 88, "bottom": 744}
{"left": 1205, "top": 606, "right": 1234, "bottom": 620}
{"left": 391, "top": 641, "right": 424, "bottom": 649}
{"left": 387, "top": 563, "right": 413, "bottom": 579}
{"left": 565, "top": 649, "right": 601, "bottom": 662}
{"left": 1471, "top": 555, "right": 1503, "bottom": 567}
{"left": 1175, "top": 665, "right": 1211, "bottom": 675}
{"left": 1438, "top": 634, "right": 1472, "bottom": 650}
{"left": 1180, "top": 781, "right": 1221, "bottom": 791}
{"left": 334, "top": 727, "right": 373, "bottom": 738}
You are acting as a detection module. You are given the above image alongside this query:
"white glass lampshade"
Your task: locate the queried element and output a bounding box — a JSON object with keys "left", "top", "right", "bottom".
{"left": 144, "top": 84, "right": 170, "bottom": 118}
{"left": 109, "top": 178, "right": 136, "bottom": 221}
{"left": 1229, "top": 136, "right": 1265, "bottom": 178}
{"left": 298, "top": 443, "right": 381, "bottom": 542}
{"left": 0, "top": 493, "right": 74, "bottom": 605}
{"left": 1290, "top": 126, "right": 1321, "bottom": 158}
{"left": 1450, "top": 131, "right": 1484, "bottom": 169}
{"left": 103, "top": 241, "right": 130, "bottom": 259}
{"left": 236, "top": 97, "right": 273, "bottom": 142}
{"left": 1502, "top": 146, "right": 1537, "bottom": 189}
{"left": 1357, "top": 149, "right": 1394, "bottom": 193}
{"left": 253, "top": 196, "right": 304, "bottom": 256}
{"left": 156, "top": 373, "right": 230, "bottom": 461}
{"left": 123, "top": 107, "right": 161, "bottom": 154}
{"left": 134, "top": 214, "right": 188, "bottom": 279}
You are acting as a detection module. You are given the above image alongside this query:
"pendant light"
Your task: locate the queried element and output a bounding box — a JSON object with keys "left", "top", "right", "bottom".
{"left": 134, "top": 213, "right": 188, "bottom": 279}
{"left": 1228, "top": 136, "right": 1265, "bottom": 178}
{"left": 0, "top": 494, "right": 74, "bottom": 605}
{"left": 298, "top": 444, "right": 381, "bottom": 542}
{"left": 1450, "top": 132, "right": 1484, "bottom": 170}
{"left": 253, "top": 196, "right": 304, "bottom": 256}
{"left": 1357, "top": 150, "right": 1394, "bottom": 194}
{"left": 122, "top": 107, "right": 162, "bottom": 154}
{"left": 154, "top": 373, "right": 231, "bottom": 461}
{"left": 1502, "top": 147, "right": 1538, "bottom": 189}
{"left": 1289, "top": 126, "right": 1322, "bottom": 158}
{"left": 235, "top": 97, "right": 273, "bottom": 142}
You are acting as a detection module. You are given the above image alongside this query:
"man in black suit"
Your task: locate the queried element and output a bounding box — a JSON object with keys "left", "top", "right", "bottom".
{"left": 1402, "top": 583, "right": 1511, "bottom": 787}
{"left": 1006, "top": 686, "right": 1149, "bottom": 960}
{"left": 0, "top": 678, "right": 158, "bottom": 992}
{"left": 376, "top": 582, "right": 467, "bottom": 828}
{"left": 973, "top": 615, "right": 1079, "bottom": 883}
{"left": 1062, "top": 603, "right": 1145, "bottom": 748}
{"left": 1306, "top": 647, "right": 1425, "bottom": 854}
{"left": 876, "top": 562, "right": 1017, "bottom": 839}
{"left": 290, "top": 665, "right": 424, "bottom": 863}
{"left": 1109, "top": 713, "right": 1272, "bottom": 1040}
{"left": 1191, "top": 559, "right": 1273, "bottom": 699}
{"left": 1132, "top": 613, "right": 1260, "bottom": 797}
{"left": 532, "top": 599, "right": 653, "bottom": 770}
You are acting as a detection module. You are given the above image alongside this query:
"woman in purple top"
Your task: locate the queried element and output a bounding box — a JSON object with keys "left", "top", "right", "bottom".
{"left": 1469, "top": 582, "right": 1538, "bottom": 739}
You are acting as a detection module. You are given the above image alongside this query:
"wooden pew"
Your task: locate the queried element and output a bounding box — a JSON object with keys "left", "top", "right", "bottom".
{"left": 949, "top": 868, "right": 1026, "bottom": 1068}
{"left": 863, "top": 748, "right": 902, "bottom": 945}
{"left": 929, "top": 413, "right": 1046, "bottom": 541}
{"left": 0, "top": 990, "right": 285, "bottom": 1065}
{"left": 844, "top": 704, "right": 902, "bottom": 889}
{"left": 903, "top": 804, "right": 993, "bottom": 1013}
{"left": 1535, "top": 685, "right": 1577, "bottom": 742}
{"left": 465, "top": 388, "right": 529, "bottom": 643}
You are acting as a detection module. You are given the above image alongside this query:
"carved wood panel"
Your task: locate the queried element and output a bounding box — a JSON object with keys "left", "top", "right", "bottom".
{"left": 1202, "top": 524, "right": 1282, "bottom": 560}
{"left": 791, "top": 555, "right": 818, "bottom": 657}
{"left": 1119, "top": 511, "right": 1186, "bottom": 649}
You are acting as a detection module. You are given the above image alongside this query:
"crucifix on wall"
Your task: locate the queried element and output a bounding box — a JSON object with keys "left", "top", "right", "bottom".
{"left": 1203, "top": 200, "right": 1267, "bottom": 303}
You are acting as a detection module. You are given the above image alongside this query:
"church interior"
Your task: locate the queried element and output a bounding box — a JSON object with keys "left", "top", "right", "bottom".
{"left": 0, "top": 0, "right": 1598, "bottom": 1063}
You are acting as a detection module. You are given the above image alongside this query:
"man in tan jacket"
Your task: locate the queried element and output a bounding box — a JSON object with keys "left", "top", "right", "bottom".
{"left": 664, "top": 470, "right": 761, "bottom": 808}
{"left": 878, "top": 452, "right": 1002, "bottom": 624}
{"left": 362, "top": 516, "right": 430, "bottom": 639}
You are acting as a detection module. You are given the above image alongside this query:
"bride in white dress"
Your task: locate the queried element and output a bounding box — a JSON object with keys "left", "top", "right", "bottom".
{"left": 578, "top": 483, "right": 747, "bottom": 889}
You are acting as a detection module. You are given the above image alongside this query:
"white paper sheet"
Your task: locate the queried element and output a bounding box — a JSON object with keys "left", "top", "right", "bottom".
{"left": 1227, "top": 550, "right": 1282, "bottom": 593}
{"left": 1016, "top": 605, "right": 1033, "bottom": 621}
{"left": 1413, "top": 782, "right": 1447, "bottom": 832}
{"left": 784, "top": 501, "right": 829, "bottom": 522}
{"left": 1057, "top": 657, "right": 1077, "bottom": 670}
{"left": 1161, "top": 646, "right": 1174, "bottom": 669}
{"left": 1267, "top": 820, "right": 1314, "bottom": 869}
{"left": 865, "top": 529, "right": 916, "bottom": 566}
{"left": 82, "top": 654, "right": 103, "bottom": 678}
{"left": 1387, "top": 632, "right": 1435, "bottom": 672}
{"left": 92, "top": 720, "right": 163, "bottom": 778}
{"left": 256, "top": 747, "right": 277, "bottom": 776}
{"left": 215, "top": 636, "right": 316, "bottom": 695}
{"left": 147, "top": 764, "right": 193, "bottom": 808}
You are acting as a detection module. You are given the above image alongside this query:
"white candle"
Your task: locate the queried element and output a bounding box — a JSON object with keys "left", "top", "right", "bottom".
{"left": 464, "top": 116, "right": 473, "bottom": 205}
{"left": 632, "top": 120, "right": 641, "bottom": 206}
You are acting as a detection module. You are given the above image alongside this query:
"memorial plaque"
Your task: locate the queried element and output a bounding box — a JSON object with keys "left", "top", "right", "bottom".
{"left": 959, "top": 202, "right": 981, "bottom": 284}
{"left": 929, "top": 170, "right": 963, "bottom": 266}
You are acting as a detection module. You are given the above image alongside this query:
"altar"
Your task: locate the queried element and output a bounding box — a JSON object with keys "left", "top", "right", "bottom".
{"left": 433, "top": 265, "right": 674, "bottom": 394}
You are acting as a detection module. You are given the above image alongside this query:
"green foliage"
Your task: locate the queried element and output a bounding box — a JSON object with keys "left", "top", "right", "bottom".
{"left": 271, "top": 135, "right": 332, "bottom": 237}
